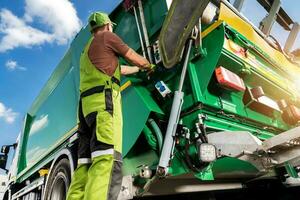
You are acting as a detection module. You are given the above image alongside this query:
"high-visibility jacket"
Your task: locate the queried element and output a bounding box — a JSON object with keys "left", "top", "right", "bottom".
{"left": 79, "top": 37, "right": 123, "bottom": 153}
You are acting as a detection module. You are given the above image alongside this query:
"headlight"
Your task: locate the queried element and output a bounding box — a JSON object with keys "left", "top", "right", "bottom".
{"left": 198, "top": 143, "right": 217, "bottom": 162}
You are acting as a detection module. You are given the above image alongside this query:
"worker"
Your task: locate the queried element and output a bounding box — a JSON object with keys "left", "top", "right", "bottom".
{"left": 66, "top": 12, "right": 152, "bottom": 200}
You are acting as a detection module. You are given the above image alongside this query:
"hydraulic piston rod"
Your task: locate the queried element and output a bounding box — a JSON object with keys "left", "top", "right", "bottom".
{"left": 133, "top": 6, "right": 146, "bottom": 58}
{"left": 138, "top": 0, "right": 154, "bottom": 64}
{"left": 157, "top": 37, "right": 194, "bottom": 177}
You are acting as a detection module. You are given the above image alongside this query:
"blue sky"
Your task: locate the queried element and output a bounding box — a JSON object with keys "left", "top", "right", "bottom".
{"left": 0, "top": 0, "right": 299, "bottom": 171}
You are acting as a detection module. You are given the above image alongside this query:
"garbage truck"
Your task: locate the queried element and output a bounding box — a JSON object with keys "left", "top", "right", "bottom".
{"left": 1, "top": 0, "right": 300, "bottom": 199}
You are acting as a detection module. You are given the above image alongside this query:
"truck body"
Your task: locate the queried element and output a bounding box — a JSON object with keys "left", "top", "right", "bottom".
{"left": 1, "top": 0, "right": 300, "bottom": 199}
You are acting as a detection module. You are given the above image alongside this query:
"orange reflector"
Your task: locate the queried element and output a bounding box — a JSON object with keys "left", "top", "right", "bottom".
{"left": 215, "top": 66, "right": 246, "bottom": 92}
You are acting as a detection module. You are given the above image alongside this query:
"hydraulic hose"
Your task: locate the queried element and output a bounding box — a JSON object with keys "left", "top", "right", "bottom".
{"left": 148, "top": 118, "right": 163, "bottom": 153}
{"left": 184, "top": 138, "right": 199, "bottom": 173}
{"left": 136, "top": 119, "right": 163, "bottom": 196}
{"left": 184, "top": 138, "right": 209, "bottom": 173}
{"left": 142, "top": 125, "right": 157, "bottom": 151}
{"left": 199, "top": 123, "right": 208, "bottom": 143}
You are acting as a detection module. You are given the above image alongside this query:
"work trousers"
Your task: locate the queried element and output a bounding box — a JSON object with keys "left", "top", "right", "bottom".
{"left": 67, "top": 88, "right": 123, "bottom": 200}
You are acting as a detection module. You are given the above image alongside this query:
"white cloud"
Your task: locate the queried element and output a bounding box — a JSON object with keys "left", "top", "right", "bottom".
{"left": 0, "top": 9, "right": 53, "bottom": 52}
{"left": 5, "top": 59, "right": 26, "bottom": 71}
{"left": 30, "top": 115, "right": 49, "bottom": 135}
{"left": 5, "top": 60, "right": 17, "bottom": 70}
{"left": 25, "top": 0, "right": 82, "bottom": 45}
{"left": 0, "top": 0, "right": 81, "bottom": 52}
{"left": 0, "top": 102, "right": 18, "bottom": 124}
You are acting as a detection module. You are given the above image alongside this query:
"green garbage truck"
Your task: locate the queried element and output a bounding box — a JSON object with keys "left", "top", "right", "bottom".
{"left": 1, "top": 0, "right": 300, "bottom": 199}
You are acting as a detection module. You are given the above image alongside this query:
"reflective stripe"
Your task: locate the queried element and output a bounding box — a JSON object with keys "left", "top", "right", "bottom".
{"left": 78, "top": 158, "right": 92, "bottom": 164}
{"left": 91, "top": 149, "right": 114, "bottom": 158}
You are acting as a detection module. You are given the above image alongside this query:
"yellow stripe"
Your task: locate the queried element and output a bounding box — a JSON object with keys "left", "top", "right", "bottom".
{"left": 223, "top": 38, "right": 288, "bottom": 89}
{"left": 120, "top": 80, "right": 132, "bottom": 92}
{"left": 203, "top": 20, "right": 287, "bottom": 86}
{"left": 218, "top": 2, "right": 300, "bottom": 81}
{"left": 201, "top": 20, "right": 224, "bottom": 39}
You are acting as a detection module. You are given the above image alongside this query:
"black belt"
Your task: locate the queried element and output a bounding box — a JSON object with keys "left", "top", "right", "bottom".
{"left": 80, "top": 85, "right": 105, "bottom": 98}
{"left": 80, "top": 77, "right": 120, "bottom": 98}
{"left": 111, "top": 76, "right": 120, "bottom": 86}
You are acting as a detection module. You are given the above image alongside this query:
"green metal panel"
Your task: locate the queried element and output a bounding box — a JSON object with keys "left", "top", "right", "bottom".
{"left": 194, "top": 23, "right": 225, "bottom": 95}
{"left": 188, "top": 62, "right": 204, "bottom": 102}
{"left": 17, "top": 114, "right": 33, "bottom": 174}
{"left": 28, "top": 50, "right": 74, "bottom": 115}
{"left": 212, "top": 157, "right": 260, "bottom": 178}
{"left": 182, "top": 22, "right": 291, "bottom": 137}
{"left": 25, "top": 68, "right": 77, "bottom": 166}
{"left": 17, "top": 65, "right": 78, "bottom": 181}
{"left": 122, "top": 84, "right": 163, "bottom": 156}
{"left": 224, "top": 24, "right": 300, "bottom": 99}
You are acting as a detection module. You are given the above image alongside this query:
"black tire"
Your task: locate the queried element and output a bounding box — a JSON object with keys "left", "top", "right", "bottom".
{"left": 44, "top": 158, "right": 71, "bottom": 200}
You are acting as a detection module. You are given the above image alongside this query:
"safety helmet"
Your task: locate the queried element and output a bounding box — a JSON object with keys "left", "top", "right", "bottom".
{"left": 88, "top": 12, "right": 116, "bottom": 32}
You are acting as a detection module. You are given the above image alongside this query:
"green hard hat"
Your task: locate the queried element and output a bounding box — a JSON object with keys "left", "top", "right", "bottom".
{"left": 88, "top": 12, "right": 115, "bottom": 31}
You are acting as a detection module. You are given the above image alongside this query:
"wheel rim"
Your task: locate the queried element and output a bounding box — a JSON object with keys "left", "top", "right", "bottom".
{"left": 49, "top": 172, "right": 68, "bottom": 200}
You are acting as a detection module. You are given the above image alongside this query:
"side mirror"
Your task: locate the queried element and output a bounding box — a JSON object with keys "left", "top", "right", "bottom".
{"left": 1, "top": 145, "right": 10, "bottom": 154}
{"left": 0, "top": 154, "right": 7, "bottom": 170}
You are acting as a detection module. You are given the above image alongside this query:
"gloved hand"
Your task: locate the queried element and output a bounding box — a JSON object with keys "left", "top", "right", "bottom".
{"left": 139, "top": 63, "right": 156, "bottom": 73}
{"left": 149, "top": 64, "right": 156, "bottom": 70}
{"left": 146, "top": 64, "right": 156, "bottom": 77}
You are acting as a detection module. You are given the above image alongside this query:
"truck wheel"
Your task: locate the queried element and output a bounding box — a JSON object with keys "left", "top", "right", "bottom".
{"left": 44, "top": 158, "right": 71, "bottom": 200}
